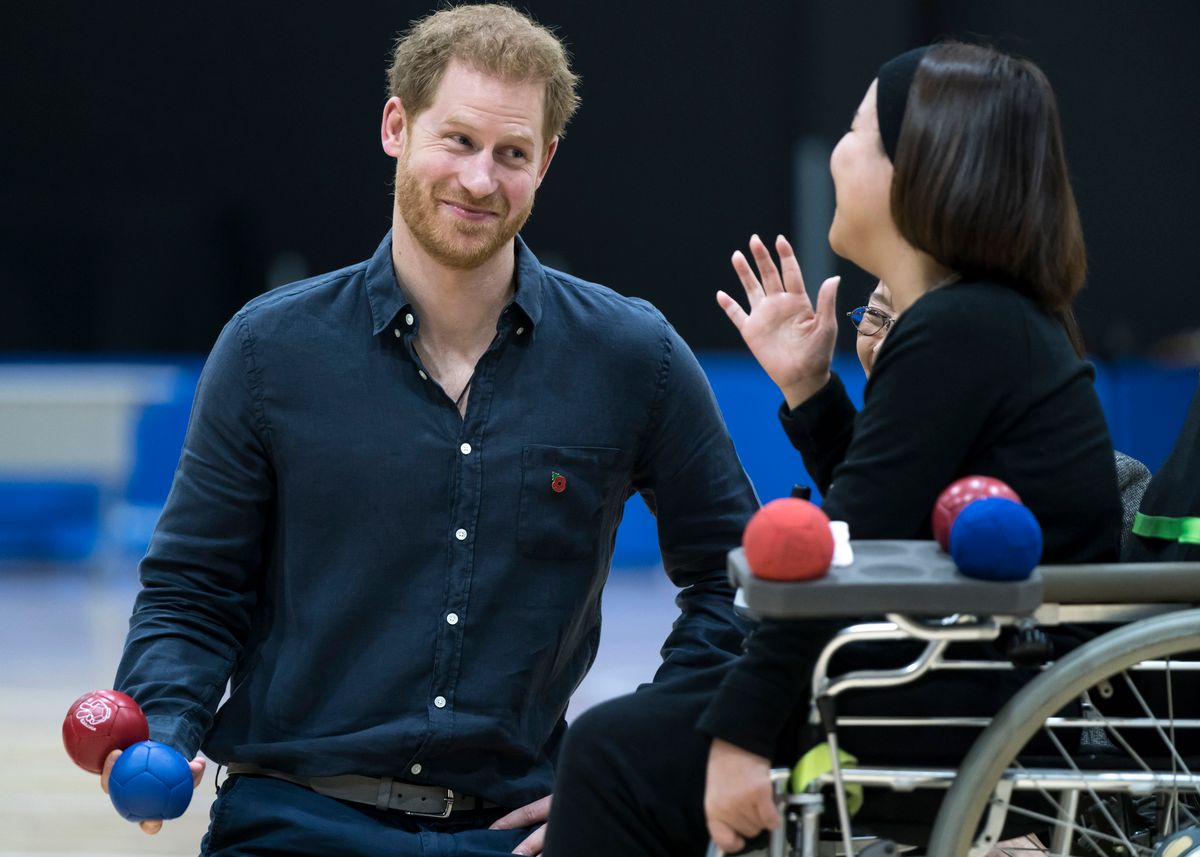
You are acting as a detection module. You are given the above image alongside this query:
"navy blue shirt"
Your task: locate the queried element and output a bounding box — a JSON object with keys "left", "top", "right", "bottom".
{"left": 115, "top": 233, "right": 758, "bottom": 806}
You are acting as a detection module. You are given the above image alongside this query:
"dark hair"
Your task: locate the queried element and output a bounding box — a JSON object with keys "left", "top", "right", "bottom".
{"left": 890, "top": 42, "right": 1086, "bottom": 328}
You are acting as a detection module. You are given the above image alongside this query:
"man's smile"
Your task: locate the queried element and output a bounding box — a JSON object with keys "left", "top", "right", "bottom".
{"left": 440, "top": 198, "right": 500, "bottom": 220}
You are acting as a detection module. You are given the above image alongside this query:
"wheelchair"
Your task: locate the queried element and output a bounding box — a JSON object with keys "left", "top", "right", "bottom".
{"left": 708, "top": 540, "right": 1200, "bottom": 857}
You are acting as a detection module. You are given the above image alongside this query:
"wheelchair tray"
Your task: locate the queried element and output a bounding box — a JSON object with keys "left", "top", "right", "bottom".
{"left": 729, "top": 540, "right": 1044, "bottom": 618}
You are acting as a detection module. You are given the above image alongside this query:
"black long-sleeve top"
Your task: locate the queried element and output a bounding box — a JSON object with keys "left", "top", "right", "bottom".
{"left": 114, "top": 233, "right": 759, "bottom": 805}
{"left": 699, "top": 278, "right": 1122, "bottom": 756}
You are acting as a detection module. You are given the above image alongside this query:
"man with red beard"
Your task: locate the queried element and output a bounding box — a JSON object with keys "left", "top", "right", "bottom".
{"left": 103, "top": 5, "right": 758, "bottom": 856}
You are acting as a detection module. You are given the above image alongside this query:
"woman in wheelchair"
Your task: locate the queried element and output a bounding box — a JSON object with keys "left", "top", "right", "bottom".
{"left": 833, "top": 281, "right": 1147, "bottom": 545}
{"left": 544, "top": 42, "right": 1130, "bottom": 856}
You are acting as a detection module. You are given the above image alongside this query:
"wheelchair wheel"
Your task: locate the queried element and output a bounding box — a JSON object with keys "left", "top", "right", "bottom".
{"left": 927, "top": 608, "right": 1200, "bottom": 856}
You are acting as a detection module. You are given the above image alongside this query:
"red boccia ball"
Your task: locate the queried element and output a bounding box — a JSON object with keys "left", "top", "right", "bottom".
{"left": 62, "top": 690, "right": 149, "bottom": 774}
{"left": 931, "top": 476, "right": 1022, "bottom": 551}
{"left": 743, "top": 498, "right": 834, "bottom": 581}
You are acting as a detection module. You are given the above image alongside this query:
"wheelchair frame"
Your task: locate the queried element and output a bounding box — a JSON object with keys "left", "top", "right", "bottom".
{"left": 710, "top": 541, "right": 1200, "bottom": 857}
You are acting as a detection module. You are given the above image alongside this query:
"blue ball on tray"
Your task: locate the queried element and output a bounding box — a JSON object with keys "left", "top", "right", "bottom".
{"left": 949, "top": 497, "right": 1043, "bottom": 581}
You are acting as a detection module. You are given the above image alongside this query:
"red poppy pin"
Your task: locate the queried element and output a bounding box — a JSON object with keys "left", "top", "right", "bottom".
{"left": 551, "top": 471, "right": 567, "bottom": 493}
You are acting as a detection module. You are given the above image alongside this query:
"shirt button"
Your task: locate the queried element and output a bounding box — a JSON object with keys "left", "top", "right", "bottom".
{"left": 455, "top": 528, "right": 467, "bottom": 541}
{"left": 418, "top": 370, "right": 428, "bottom": 381}
{"left": 434, "top": 695, "right": 447, "bottom": 709}
{"left": 405, "top": 313, "right": 414, "bottom": 326}
{"left": 460, "top": 442, "right": 472, "bottom": 455}
{"left": 410, "top": 763, "right": 422, "bottom": 775}
{"left": 446, "top": 612, "right": 459, "bottom": 626}
{"left": 393, "top": 328, "right": 401, "bottom": 338}
{"left": 516, "top": 326, "right": 525, "bottom": 335}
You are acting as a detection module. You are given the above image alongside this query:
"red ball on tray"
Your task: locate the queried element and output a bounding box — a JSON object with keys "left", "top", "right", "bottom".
{"left": 62, "top": 689, "right": 149, "bottom": 774}
{"left": 743, "top": 498, "right": 835, "bottom": 581}
{"left": 931, "top": 475, "right": 1021, "bottom": 551}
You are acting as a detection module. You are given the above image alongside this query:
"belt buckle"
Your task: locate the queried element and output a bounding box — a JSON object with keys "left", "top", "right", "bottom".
{"left": 404, "top": 788, "right": 455, "bottom": 818}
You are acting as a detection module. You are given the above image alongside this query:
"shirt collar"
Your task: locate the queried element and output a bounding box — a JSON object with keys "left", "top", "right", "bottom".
{"left": 511, "top": 235, "right": 545, "bottom": 329}
{"left": 364, "top": 232, "right": 545, "bottom": 336}
{"left": 365, "top": 232, "right": 408, "bottom": 336}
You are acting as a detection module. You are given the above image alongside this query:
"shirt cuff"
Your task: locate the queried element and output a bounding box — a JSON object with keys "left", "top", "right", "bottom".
{"left": 146, "top": 714, "right": 203, "bottom": 761}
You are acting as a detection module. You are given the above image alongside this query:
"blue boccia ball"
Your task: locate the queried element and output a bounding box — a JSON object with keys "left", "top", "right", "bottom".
{"left": 109, "top": 740, "right": 193, "bottom": 822}
{"left": 949, "top": 497, "right": 1043, "bottom": 581}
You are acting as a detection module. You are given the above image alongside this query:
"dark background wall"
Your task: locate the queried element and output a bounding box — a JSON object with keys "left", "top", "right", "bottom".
{"left": 4, "top": 1, "right": 1197, "bottom": 357}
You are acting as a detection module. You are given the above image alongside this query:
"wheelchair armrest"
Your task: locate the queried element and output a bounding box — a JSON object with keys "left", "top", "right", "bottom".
{"left": 1040, "top": 561, "right": 1200, "bottom": 604}
{"left": 730, "top": 540, "right": 1044, "bottom": 619}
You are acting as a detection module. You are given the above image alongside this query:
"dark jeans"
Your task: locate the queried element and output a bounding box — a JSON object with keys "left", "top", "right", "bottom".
{"left": 200, "top": 774, "right": 536, "bottom": 857}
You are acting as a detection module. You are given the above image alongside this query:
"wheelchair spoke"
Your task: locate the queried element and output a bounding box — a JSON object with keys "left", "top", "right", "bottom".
{"left": 1043, "top": 726, "right": 1142, "bottom": 854}
{"left": 927, "top": 610, "right": 1200, "bottom": 857}
{"left": 1114, "top": 664, "right": 1200, "bottom": 835}
{"left": 1094, "top": 702, "right": 1155, "bottom": 773}
{"left": 1011, "top": 760, "right": 1107, "bottom": 856}
{"left": 1087, "top": 679, "right": 1200, "bottom": 833}
{"left": 1094, "top": 718, "right": 1200, "bottom": 833}
{"left": 996, "top": 799, "right": 1155, "bottom": 855}
{"left": 964, "top": 661, "right": 1200, "bottom": 856}
{"left": 1166, "top": 659, "right": 1184, "bottom": 836}
{"left": 1078, "top": 662, "right": 1200, "bottom": 845}
{"left": 1118, "top": 669, "right": 1196, "bottom": 782}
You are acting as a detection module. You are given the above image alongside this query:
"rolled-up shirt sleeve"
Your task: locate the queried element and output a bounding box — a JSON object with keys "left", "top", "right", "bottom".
{"left": 114, "top": 311, "right": 274, "bottom": 758}
{"left": 633, "top": 322, "right": 760, "bottom": 683}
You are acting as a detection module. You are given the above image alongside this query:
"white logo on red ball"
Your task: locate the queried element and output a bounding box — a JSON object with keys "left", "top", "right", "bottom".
{"left": 75, "top": 697, "right": 114, "bottom": 731}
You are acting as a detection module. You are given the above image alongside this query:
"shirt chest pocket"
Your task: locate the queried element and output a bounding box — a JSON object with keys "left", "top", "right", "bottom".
{"left": 518, "top": 445, "right": 623, "bottom": 560}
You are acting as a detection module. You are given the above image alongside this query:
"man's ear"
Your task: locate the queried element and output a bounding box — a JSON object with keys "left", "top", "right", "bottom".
{"left": 381, "top": 97, "right": 408, "bottom": 158}
{"left": 535, "top": 136, "right": 559, "bottom": 189}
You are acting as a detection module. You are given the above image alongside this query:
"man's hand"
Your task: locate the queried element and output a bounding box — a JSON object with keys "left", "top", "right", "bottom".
{"left": 716, "top": 234, "right": 840, "bottom": 410}
{"left": 101, "top": 748, "right": 206, "bottom": 834}
{"left": 490, "top": 794, "right": 551, "bottom": 855}
{"left": 705, "top": 738, "right": 779, "bottom": 854}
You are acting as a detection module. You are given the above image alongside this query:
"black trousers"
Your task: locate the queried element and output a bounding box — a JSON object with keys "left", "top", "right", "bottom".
{"left": 544, "top": 640, "right": 1047, "bottom": 856}
{"left": 544, "top": 664, "right": 730, "bottom": 857}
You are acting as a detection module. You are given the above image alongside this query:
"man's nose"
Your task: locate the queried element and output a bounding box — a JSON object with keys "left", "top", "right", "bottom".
{"left": 459, "top": 151, "right": 499, "bottom": 199}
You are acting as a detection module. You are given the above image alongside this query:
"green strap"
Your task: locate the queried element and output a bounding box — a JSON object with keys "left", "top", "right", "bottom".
{"left": 791, "top": 743, "right": 864, "bottom": 815}
{"left": 1132, "top": 512, "right": 1200, "bottom": 545}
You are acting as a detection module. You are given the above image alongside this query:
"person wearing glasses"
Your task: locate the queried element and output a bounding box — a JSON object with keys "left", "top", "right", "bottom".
{"left": 819, "top": 282, "right": 1142, "bottom": 539}
{"left": 775, "top": 279, "right": 899, "bottom": 497}
{"left": 847, "top": 282, "right": 895, "bottom": 374}
{"left": 545, "top": 42, "right": 1125, "bottom": 856}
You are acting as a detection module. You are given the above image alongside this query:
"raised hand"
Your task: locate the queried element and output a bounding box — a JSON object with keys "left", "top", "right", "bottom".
{"left": 716, "top": 234, "right": 840, "bottom": 409}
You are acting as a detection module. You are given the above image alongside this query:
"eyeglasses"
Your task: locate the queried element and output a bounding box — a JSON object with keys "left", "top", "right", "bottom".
{"left": 846, "top": 306, "right": 895, "bottom": 337}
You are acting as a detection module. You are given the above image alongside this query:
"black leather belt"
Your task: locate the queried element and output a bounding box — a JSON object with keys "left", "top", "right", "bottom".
{"left": 225, "top": 763, "right": 498, "bottom": 816}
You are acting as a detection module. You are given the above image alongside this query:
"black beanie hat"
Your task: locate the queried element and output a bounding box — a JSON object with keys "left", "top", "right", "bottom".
{"left": 876, "top": 46, "right": 928, "bottom": 163}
